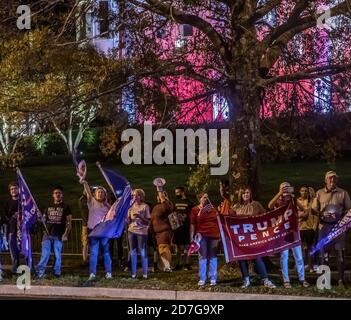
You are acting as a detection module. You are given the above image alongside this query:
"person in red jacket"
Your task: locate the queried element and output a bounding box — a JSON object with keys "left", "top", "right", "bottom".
{"left": 190, "top": 192, "right": 220, "bottom": 287}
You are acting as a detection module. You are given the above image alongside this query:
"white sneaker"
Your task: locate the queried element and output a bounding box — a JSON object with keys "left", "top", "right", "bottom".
{"left": 105, "top": 272, "right": 112, "bottom": 279}
{"left": 263, "top": 279, "right": 276, "bottom": 289}
{"left": 198, "top": 280, "right": 205, "bottom": 286}
{"left": 241, "top": 278, "right": 250, "bottom": 289}
{"left": 88, "top": 273, "right": 96, "bottom": 281}
{"left": 131, "top": 274, "right": 137, "bottom": 279}
{"left": 142, "top": 274, "right": 148, "bottom": 279}
{"left": 210, "top": 280, "right": 217, "bottom": 287}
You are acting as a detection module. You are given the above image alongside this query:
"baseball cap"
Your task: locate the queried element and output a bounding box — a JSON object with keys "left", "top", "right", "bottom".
{"left": 325, "top": 171, "right": 338, "bottom": 180}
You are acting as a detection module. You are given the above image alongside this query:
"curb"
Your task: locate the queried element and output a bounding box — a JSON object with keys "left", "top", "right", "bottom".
{"left": 0, "top": 285, "right": 343, "bottom": 300}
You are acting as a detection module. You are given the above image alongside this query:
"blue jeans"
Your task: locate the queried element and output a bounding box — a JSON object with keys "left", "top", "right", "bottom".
{"left": 128, "top": 232, "right": 148, "bottom": 276}
{"left": 280, "top": 245, "right": 305, "bottom": 282}
{"left": 198, "top": 236, "right": 219, "bottom": 282}
{"left": 0, "top": 234, "right": 4, "bottom": 272}
{"left": 9, "top": 233, "right": 20, "bottom": 273}
{"left": 36, "top": 236, "right": 63, "bottom": 276}
{"left": 89, "top": 237, "right": 112, "bottom": 275}
{"left": 239, "top": 258, "right": 268, "bottom": 281}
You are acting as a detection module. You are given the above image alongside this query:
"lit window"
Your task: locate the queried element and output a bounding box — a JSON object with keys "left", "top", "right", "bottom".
{"left": 175, "top": 36, "right": 186, "bottom": 48}
{"left": 213, "top": 94, "right": 229, "bottom": 121}
{"left": 314, "top": 77, "right": 332, "bottom": 112}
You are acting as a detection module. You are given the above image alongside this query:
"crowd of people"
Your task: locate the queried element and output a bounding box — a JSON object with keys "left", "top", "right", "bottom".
{"left": 0, "top": 170, "right": 350, "bottom": 289}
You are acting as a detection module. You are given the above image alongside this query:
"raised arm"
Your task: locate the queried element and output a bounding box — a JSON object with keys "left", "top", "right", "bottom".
{"left": 268, "top": 191, "right": 282, "bottom": 210}
{"left": 81, "top": 180, "right": 93, "bottom": 202}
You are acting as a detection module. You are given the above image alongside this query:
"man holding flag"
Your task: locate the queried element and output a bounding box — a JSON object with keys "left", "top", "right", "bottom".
{"left": 16, "top": 168, "right": 42, "bottom": 269}
{"left": 312, "top": 171, "right": 351, "bottom": 288}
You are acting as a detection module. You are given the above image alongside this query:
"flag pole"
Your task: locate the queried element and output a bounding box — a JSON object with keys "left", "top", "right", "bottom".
{"left": 96, "top": 161, "right": 117, "bottom": 199}
{"left": 27, "top": 233, "right": 32, "bottom": 270}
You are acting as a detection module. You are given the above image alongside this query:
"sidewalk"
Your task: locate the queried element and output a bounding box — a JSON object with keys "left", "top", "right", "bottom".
{"left": 0, "top": 285, "right": 345, "bottom": 300}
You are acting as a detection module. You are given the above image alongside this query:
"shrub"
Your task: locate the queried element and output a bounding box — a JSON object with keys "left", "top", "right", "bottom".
{"left": 0, "top": 153, "right": 24, "bottom": 168}
{"left": 16, "top": 136, "right": 40, "bottom": 157}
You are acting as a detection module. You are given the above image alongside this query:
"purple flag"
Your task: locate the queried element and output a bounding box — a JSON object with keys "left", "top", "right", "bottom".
{"left": 16, "top": 168, "right": 41, "bottom": 267}
{"left": 310, "top": 210, "right": 351, "bottom": 255}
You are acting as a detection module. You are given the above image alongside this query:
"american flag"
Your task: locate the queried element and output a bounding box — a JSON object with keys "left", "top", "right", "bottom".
{"left": 197, "top": 203, "right": 215, "bottom": 216}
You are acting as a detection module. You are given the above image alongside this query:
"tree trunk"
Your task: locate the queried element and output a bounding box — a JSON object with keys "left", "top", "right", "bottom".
{"left": 0, "top": 116, "right": 10, "bottom": 155}
{"left": 226, "top": 83, "right": 262, "bottom": 200}
{"left": 74, "top": 126, "right": 85, "bottom": 152}
{"left": 67, "top": 127, "right": 73, "bottom": 155}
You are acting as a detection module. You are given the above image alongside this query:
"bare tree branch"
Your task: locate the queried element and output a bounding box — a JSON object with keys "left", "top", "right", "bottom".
{"left": 129, "top": 0, "right": 232, "bottom": 63}
{"left": 244, "top": 0, "right": 282, "bottom": 27}
{"left": 264, "top": 62, "right": 351, "bottom": 84}
{"left": 261, "top": 1, "right": 350, "bottom": 69}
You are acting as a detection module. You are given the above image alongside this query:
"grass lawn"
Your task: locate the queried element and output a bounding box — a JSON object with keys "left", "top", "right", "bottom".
{"left": 1, "top": 158, "right": 351, "bottom": 215}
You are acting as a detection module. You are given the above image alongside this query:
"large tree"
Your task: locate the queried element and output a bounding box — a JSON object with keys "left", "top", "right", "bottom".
{"left": 120, "top": 0, "right": 351, "bottom": 196}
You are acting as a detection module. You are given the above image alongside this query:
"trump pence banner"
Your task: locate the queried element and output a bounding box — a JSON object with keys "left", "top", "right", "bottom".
{"left": 217, "top": 201, "right": 301, "bottom": 262}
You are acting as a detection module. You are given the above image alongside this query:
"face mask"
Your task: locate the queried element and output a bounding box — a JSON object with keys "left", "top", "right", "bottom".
{"left": 175, "top": 194, "right": 182, "bottom": 199}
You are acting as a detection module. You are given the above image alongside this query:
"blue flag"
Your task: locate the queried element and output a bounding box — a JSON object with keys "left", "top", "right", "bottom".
{"left": 89, "top": 166, "right": 132, "bottom": 238}
{"left": 97, "top": 163, "right": 129, "bottom": 199}
{"left": 310, "top": 210, "right": 351, "bottom": 255}
{"left": 17, "top": 168, "right": 41, "bottom": 267}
